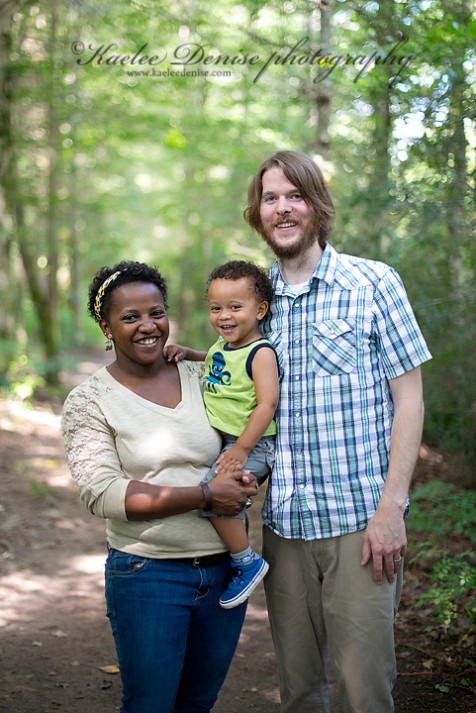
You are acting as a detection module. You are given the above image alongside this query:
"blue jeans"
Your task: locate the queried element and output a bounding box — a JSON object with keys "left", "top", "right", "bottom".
{"left": 105, "top": 548, "right": 247, "bottom": 713}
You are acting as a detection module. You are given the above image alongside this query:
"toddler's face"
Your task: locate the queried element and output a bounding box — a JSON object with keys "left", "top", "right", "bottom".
{"left": 207, "top": 277, "right": 267, "bottom": 349}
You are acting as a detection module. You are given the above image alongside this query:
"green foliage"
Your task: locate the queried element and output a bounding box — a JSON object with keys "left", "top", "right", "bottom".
{"left": 415, "top": 551, "right": 476, "bottom": 634}
{"left": 409, "top": 481, "right": 476, "bottom": 545}
{"left": 1, "top": 0, "right": 475, "bottom": 466}
{"left": 27, "top": 477, "right": 56, "bottom": 500}
{"left": 408, "top": 481, "right": 476, "bottom": 636}
{"left": 0, "top": 352, "right": 46, "bottom": 401}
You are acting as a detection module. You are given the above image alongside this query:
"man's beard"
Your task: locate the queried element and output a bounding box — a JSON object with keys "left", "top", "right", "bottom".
{"left": 259, "top": 215, "right": 320, "bottom": 259}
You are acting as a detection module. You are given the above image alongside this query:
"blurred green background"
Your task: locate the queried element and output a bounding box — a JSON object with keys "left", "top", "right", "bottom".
{"left": 0, "top": 0, "right": 474, "bottom": 474}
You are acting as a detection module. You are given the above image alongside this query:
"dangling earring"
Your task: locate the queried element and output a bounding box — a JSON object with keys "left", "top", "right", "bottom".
{"left": 105, "top": 333, "right": 113, "bottom": 351}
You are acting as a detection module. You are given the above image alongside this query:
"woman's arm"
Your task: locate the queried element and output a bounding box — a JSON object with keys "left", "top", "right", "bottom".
{"left": 125, "top": 470, "right": 256, "bottom": 520}
{"left": 62, "top": 388, "right": 130, "bottom": 519}
{"left": 62, "top": 384, "right": 256, "bottom": 521}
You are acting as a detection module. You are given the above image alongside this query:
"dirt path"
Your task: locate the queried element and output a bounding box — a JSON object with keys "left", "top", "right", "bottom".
{"left": 0, "top": 356, "right": 280, "bottom": 713}
{"left": 0, "top": 355, "right": 474, "bottom": 712}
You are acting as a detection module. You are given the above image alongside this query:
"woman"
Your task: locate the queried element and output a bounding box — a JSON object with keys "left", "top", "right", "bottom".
{"left": 61, "top": 260, "right": 257, "bottom": 713}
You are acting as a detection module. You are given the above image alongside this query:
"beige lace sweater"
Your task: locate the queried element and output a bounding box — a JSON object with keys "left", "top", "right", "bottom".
{"left": 61, "top": 361, "right": 225, "bottom": 559}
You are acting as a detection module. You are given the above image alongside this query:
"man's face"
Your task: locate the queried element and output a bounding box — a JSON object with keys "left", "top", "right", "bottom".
{"left": 259, "top": 167, "right": 319, "bottom": 259}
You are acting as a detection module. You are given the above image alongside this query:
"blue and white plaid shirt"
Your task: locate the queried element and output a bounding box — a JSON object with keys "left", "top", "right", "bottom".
{"left": 261, "top": 244, "right": 432, "bottom": 540}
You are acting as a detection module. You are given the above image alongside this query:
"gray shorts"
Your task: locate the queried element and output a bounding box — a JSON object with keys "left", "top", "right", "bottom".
{"left": 199, "top": 434, "right": 275, "bottom": 520}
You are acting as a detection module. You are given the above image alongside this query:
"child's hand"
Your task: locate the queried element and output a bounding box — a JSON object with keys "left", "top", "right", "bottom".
{"left": 215, "top": 444, "right": 249, "bottom": 474}
{"left": 164, "top": 344, "right": 187, "bottom": 362}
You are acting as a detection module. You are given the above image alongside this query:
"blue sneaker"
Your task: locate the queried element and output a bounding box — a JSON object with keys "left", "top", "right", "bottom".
{"left": 219, "top": 557, "right": 269, "bottom": 609}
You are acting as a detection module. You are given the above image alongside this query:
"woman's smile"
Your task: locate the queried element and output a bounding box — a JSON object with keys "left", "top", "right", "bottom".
{"left": 103, "top": 282, "right": 169, "bottom": 368}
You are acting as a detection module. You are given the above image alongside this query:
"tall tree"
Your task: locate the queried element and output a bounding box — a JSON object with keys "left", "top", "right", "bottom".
{"left": 313, "top": 0, "right": 333, "bottom": 160}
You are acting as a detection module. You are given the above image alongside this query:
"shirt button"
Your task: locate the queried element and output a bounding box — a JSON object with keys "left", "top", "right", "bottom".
{"left": 295, "top": 412, "right": 301, "bottom": 418}
{"left": 299, "top": 484, "right": 305, "bottom": 490}
{"left": 294, "top": 303, "right": 300, "bottom": 308}
{"left": 295, "top": 339, "right": 300, "bottom": 344}
{"left": 295, "top": 375, "right": 300, "bottom": 381}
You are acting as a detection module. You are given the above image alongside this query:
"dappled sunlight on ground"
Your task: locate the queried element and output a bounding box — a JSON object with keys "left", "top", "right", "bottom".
{"left": 1, "top": 384, "right": 473, "bottom": 712}
{"left": 0, "top": 390, "right": 281, "bottom": 712}
{"left": 69, "top": 553, "right": 107, "bottom": 575}
{"left": 0, "top": 399, "right": 61, "bottom": 433}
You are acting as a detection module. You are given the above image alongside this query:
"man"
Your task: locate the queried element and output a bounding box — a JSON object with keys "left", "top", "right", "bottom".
{"left": 244, "top": 151, "right": 432, "bottom": 713}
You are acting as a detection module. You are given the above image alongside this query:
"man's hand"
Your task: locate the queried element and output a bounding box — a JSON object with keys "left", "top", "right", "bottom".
{"left": 361, "top": 502, "right": 407, "bottom": 584}
{"left": 362, "top": 367, "right": 423, "bottom": 584}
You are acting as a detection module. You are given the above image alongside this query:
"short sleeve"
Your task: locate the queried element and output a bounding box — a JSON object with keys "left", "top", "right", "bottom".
{"left": 373, "top": 268, "right": 432, "bottom": 379}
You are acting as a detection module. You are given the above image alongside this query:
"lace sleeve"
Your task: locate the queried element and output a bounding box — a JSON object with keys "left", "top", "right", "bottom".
{"left": 61, "top": 379, "right": 128, "bottom": 520}
{"left": 182, "top": 359, "right": 206, "bottom": 384}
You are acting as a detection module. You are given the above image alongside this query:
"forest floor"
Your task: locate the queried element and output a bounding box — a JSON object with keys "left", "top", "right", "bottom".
{"left": 0, "top": 351, "right": 475, "bottom": 713}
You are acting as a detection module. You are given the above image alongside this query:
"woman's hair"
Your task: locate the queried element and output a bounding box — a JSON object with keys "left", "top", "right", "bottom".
{"left": 244, "top": 150, "right": 335, "bottom": 248}
{"left": 206, "top": 260, "right": 273, "bottom": 304}
{"left": 88, "top": 261, "right": 168, "bottom": 322}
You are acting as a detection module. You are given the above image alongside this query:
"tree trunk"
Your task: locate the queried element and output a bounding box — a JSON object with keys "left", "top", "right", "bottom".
{"left": 46, "top": 0, "right": 59, "bottom": 349}
{"left": 16, "top": 204, "right": 58, "bottom": 369}
{"left": 362, "top": 5, "right": 403, "bottom": 257}
{"left": 443, "top": 1, "right": 471, "bottom": 294}
{"left": 0, "top": 1, "right": 20, "bottom": 374}
{"left": 0, "top": 1, "right": 60, "bottom": 384}
{"left": 313, "top": 1, "right": 332, "bottom": 160}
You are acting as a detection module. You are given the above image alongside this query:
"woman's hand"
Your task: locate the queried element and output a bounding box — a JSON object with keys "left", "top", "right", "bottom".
{"left": 208, "top": 468, "right": 258, "bottom": 515}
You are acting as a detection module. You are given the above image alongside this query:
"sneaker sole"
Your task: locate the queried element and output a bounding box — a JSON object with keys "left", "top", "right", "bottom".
{"left": 219, "top": 560, "right": 269, "bottom": 609}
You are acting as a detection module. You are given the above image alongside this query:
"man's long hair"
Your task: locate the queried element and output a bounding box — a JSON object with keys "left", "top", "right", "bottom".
{"left": 244, "top": 151, "right": 335, "bottom": 249}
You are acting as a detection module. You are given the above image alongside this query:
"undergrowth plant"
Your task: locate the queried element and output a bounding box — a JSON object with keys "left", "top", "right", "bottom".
{"left": 407, "top": 481, "right": 476, "bottom": 638}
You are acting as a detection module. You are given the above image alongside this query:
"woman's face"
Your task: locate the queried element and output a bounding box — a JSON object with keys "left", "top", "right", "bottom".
{"left": 101, "top": 282, "right": 169, "bottom": 368}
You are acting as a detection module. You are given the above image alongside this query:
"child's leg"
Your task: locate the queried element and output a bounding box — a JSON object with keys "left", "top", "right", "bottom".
{"left": 217, "top": 525, "right": 269, "bottom": 609}
{"left": 210, "top": 511, "right": 269, "bottom": 610}
{"left": 210, "top": 517, "right": 249, "bottom": 555}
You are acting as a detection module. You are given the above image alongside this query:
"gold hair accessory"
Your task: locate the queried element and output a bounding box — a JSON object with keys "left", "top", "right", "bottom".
{"left": 94, "top": 271, "right": 121, "bottom": 322}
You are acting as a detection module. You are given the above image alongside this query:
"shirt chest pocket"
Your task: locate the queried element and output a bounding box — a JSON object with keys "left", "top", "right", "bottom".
{"left": 312, "top": 319, "right": 357, "bottom": 376}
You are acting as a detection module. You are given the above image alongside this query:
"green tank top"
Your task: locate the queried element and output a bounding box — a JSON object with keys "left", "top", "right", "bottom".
{"left": 203, "top": 337, "right": 278, "bottom": 437}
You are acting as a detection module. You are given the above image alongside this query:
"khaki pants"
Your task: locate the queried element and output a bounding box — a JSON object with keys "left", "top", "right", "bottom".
{"left": 263, "top": 528, "right": 403, "bottom": 713}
